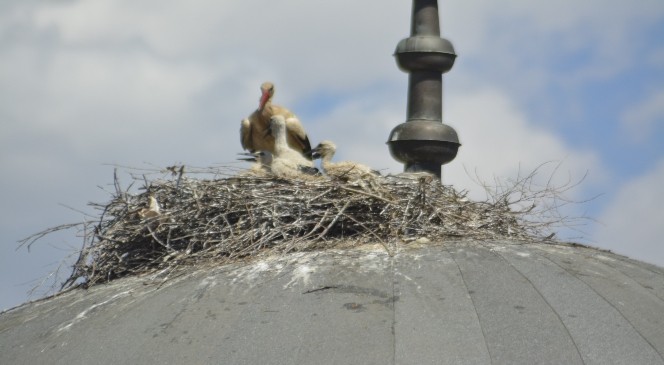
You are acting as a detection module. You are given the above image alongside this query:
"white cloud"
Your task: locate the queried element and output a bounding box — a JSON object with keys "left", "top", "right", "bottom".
{"left": 442, "top": 0, "right": 664, "bottom": 105}
{"left": 29, "top": 0, "right": 410, "bottom": 95}
{"left": 621, "top": 90, "right": 664, "bottom": 142}
{"left": 593, "top": 158, "right": 664, "bottom": 267}
{"left": 306, "top": 91, "right": 404, "bottom": 174}
{"left": 33, "top": 0, "right": 230, "bottom": 55}
{"left": 444, "top": 89, "right": 603, "bottom": 199}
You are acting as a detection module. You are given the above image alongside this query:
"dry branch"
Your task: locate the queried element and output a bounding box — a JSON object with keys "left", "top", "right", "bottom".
{"left": 22, "top": 163, "right": 591, "bottom": 291}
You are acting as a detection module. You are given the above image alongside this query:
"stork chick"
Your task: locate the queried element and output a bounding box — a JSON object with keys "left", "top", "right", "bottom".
{"left": 237, "top": 151, "right": 272, "bottom": 175}
{"left": 268, "top": 115, "right": 318, "bottom": 179}
{"left": 138, "top": 195, "right": 161, "bottom": 219}
{"left": 311, "top": 140, "right": 378, "bottom": 179}
{"left": 240, "top": 82, "right": 311, "bottom": 157}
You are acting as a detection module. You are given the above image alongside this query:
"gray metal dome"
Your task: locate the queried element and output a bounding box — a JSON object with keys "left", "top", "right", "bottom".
{"left": 2, "top": 240, "right": 664, "bottom": 364}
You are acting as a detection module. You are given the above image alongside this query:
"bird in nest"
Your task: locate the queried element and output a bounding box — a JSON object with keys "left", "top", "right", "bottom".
{"left": 309, "top": 140, "right": 380, "bottom": 180}
{"left": 267, "top": 115, "right": 319, "bottom": 179}
{"left": 138, "top": 195, "right": 161, "bottom": 219}
{"left": 237, "top": 151, "right": 273, "bottom": 176}
{"left": 240, "top": 82, "right": 312, "bottom": 158}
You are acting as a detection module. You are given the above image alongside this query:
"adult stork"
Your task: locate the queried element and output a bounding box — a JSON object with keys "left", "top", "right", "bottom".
{"left": 240, "top": 82, "right": 311, "bottom": 157}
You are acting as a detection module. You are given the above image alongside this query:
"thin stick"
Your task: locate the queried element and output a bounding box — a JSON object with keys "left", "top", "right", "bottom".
{"left": 317, "top": 201, "right": 351, "bottom": 240}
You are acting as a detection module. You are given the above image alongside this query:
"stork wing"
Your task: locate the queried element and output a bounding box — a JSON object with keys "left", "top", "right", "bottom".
{"left": 285, "top": 117, "right": 312, "bottom": 157}
{"left": 240, "top": 118, "right": 253, "bottom": 151}
{"left": 298, "top": 165, "right": 321, "bottom": 176}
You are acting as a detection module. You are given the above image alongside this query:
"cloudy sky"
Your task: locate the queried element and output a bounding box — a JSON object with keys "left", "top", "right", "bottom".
{"left": 1, "top": 0, "right": 663, "bottom": 311}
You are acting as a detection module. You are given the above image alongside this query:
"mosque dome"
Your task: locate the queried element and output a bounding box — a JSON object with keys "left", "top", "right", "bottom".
{"left": 2, "top": 240, "right": 663, "bottom": 364}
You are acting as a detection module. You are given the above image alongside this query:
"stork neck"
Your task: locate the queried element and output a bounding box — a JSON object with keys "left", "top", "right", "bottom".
{"left": 272, "top": 128, "right": 288, "bottom": 154}
{"left": 320, "top": 153, "right": 334, "bottom": 166}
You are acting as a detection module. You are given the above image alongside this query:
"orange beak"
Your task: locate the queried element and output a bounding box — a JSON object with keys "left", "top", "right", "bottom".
{"left": 258, "top": 90, "right": 270, "bottom": 110}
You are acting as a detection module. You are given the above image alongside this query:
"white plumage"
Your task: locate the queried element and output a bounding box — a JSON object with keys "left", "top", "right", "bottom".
{"left": 311, "top": 140, "right": 378, "bottom": 179}
{"left": 138, "top": 195, "right": 161, "bottom": 219}
{"left": 268, "top": 115, "right": 317, "bottom": 179}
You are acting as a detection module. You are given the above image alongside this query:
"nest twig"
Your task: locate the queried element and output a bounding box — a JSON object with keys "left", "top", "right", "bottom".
{"left": 20, "top": 163, "right": 591, "bottom": 291}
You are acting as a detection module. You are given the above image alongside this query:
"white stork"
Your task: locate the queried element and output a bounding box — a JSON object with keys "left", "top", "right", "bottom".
{"left": 268, "top": 115, "right": 318, "bottom": 179}
{"left": 310, "top": 140, "right": 379, "bottom": 179}
{"left": 240, "top": 82, "right": 311, "bottom": 157}
{"left": 237, "top": 151, "right": 272, "bottom": 175}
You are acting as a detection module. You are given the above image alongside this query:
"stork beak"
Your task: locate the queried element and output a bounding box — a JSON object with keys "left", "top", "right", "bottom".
{"left": 308, "top": 146, "right": 322, "bottom": 159}
{"left": 237, "top": 152, "right": 258, "bottom": 162}
{"left": 258, "top": 90, "right": 270, "bottom": 110}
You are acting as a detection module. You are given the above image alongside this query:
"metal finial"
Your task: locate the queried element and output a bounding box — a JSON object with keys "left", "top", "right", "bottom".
{"left": 387, "top": 0, "right": 461, "bottom": 180}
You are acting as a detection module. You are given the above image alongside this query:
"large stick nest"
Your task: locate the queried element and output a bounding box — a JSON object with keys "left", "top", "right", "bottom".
{"left": 23, "top": 164, "right": 584, "bottom": 290}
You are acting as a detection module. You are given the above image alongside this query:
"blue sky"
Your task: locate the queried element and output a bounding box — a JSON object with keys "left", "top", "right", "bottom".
{"left": 1, "top": 0, "right": 663, "bottom": 311}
